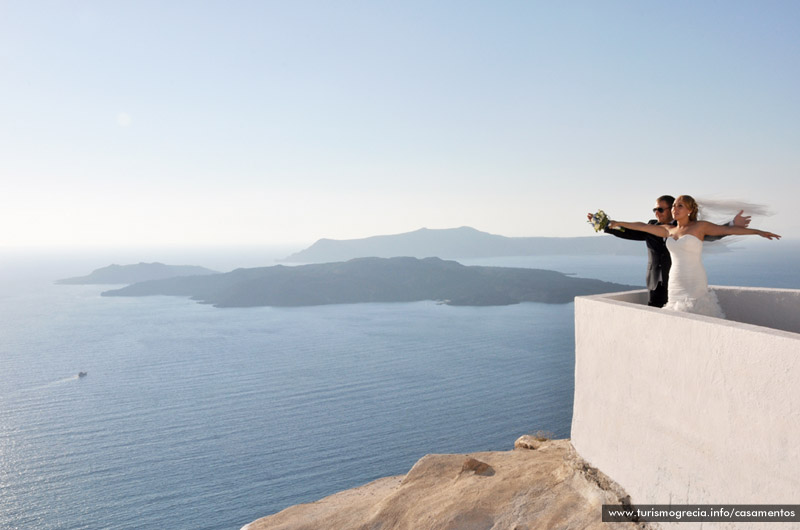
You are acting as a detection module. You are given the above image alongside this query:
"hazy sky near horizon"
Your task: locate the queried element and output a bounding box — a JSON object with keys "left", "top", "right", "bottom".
{"left": 2, "top": 1, "right": 799, "bottom": 247}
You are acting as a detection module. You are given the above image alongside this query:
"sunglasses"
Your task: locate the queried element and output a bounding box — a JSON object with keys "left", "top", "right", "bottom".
{"left": 653, "top": 207, "right": 669, "bottom": 213}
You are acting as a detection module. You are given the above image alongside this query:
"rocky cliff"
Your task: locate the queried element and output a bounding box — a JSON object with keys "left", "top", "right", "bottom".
{"left": 243, "top": 437, "right": 651, "bottom": 530}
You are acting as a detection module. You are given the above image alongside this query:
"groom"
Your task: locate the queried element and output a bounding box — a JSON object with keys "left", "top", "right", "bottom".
{"left": 590, "top": 195, "right": 750, "bottom": 307}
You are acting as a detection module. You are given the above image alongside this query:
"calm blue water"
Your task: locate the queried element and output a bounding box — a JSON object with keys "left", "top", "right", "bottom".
{"left": 1, "top": 243, "right": 797, "bottom": 529}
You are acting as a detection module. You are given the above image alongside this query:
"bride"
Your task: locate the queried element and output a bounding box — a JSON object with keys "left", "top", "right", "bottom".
{"left": 609, "top": 195, "right": 781, "bottom": 318}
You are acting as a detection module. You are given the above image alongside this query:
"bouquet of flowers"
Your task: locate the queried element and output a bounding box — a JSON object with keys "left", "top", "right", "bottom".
{"left": 588, "top": 210, "right": 624, "bottom": 232}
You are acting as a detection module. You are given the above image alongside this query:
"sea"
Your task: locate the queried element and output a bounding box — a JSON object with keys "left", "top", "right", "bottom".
{"left": 1, "top": 240, "right": 798, "bottom": 530}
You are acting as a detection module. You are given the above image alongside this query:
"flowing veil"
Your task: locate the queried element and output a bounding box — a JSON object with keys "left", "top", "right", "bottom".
{"left": 695, "top": 198, "right": 774, "bottom": 249}
{"left": 696, "top": 198, "right": 773, "bottom": 222}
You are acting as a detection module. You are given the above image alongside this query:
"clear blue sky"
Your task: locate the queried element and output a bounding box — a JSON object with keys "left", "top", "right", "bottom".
{"left": 2, "top": 1, "right": 798, "bottom": 247}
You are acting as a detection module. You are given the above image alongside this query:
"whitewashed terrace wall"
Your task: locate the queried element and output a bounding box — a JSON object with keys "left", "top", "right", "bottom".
{"left": 572, "top": 287, "right": 800, "bottom": 529}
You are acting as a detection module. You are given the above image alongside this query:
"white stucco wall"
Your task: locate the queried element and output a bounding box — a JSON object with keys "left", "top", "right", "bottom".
{"left": 572, "top": 287, "right": 800, "bottom": 529}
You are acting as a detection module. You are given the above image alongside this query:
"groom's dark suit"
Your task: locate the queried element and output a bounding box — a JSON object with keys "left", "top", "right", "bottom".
{"left": 604, "top": 219, "right": 673, "bottom": 307}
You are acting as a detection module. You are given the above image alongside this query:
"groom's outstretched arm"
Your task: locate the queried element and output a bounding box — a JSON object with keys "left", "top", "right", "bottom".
{"left": 603, "top": 227, "right": 648, "bottom": 241}
{"left": 603, "top": 224, "right": 649, "bottom": 241}
{"left": 705, "top": 210, "right": 751, "bottom": 242}
{"left": 587, "top": 212, "right": 650, "bottom": 241}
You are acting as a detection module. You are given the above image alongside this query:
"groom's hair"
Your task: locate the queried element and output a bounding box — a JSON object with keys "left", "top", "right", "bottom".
{"left": 657, "top": 195, "right": 675, "bottom": 206}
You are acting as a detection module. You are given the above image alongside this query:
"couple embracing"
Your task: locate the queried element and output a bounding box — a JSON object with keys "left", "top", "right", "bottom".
{"left": 592, "top": 195, "right": 780, "bottom": 319}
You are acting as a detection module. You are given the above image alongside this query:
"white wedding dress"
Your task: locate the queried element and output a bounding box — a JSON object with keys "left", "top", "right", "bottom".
{"left": 664, "top": 234, "right": 725, "bottom": 318}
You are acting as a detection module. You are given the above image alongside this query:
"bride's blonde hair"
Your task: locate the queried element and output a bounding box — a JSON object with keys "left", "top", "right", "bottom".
{"left": 676, "top": 195, "right": 699, "bottom": 221}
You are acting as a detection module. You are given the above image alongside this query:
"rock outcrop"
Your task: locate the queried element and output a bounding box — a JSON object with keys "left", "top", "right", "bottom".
{"left": 243, "top": 438, "right": 651, "bottom": 530}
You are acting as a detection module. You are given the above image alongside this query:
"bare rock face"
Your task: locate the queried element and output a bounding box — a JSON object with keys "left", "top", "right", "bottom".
{"left": 242, "top": 439, "right": 650, "bottom": 530}
{"left": 458, "top": 457, "right": 494, "bottom": 477}
{"left": 514, "top": 434, "right": 548, "bottom": 450}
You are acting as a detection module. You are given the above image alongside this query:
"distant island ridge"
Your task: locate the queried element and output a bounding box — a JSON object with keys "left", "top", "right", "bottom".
{"left": 57, "top": 262, "right": 218, "bottom": 285}
{"left": 101, "top": 257, "right": 637, "bottom": 307}
{"left": 282, "top": 226, "right": 653, "bottom": 263}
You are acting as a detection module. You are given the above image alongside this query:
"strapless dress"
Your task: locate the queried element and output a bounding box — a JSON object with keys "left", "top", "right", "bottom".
{"left": 664, "top": 235, "right": 725, "bottom": 318}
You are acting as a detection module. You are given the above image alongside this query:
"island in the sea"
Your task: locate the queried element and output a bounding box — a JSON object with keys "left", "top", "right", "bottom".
{"left": 282, "top": 226, "right": 647, "bottom": 263}
{"left": 101, "top": 256, "right": 638, "bottom": 307}
{"left": 57, "top": 262, "right": 219, "bottom": 285}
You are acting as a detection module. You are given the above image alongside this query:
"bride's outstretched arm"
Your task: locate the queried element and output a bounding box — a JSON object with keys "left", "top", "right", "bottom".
{"left": 700, "top": 221, "right": 781, "bottom": 240}
{"left": 608, "top": 221, "right": 670, "bottom": 237}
